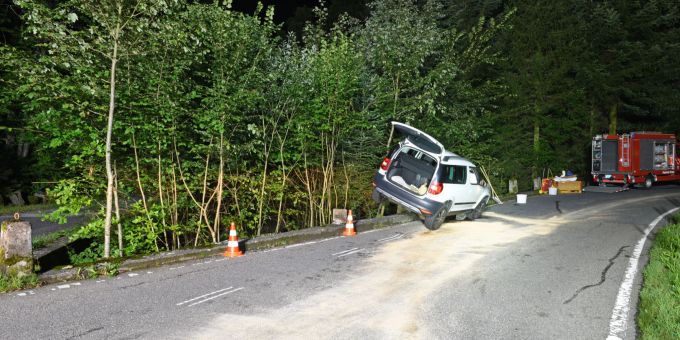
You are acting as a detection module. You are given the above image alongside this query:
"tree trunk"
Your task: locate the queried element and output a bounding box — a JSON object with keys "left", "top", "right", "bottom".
{"left": 589, "top": 106, "right": 596, "bottom": 138}
{"left": 533, "top": 121, "right": 540, "bottom": 153}
{"left": 113, "top": 165, "right": 123, "bottom": 257}
{"left": 608, "top": 103, "right": 618, "bottom": 135}
{"left": 213, "top": 130, "right": 225, "bottom": 243}
{"left": 104, "top": 31, "right": 120, "bottom": 259}
{"left": 132, "top": 132, "right": 158, "bottom": 251}
{"left": 157, "top": 139, "right": 169, "bottom": 249}
{"left": 532, "top": 118, "right": 540, "bottom": 181}
{"left": 275, "top": 129, "right": 289, "bottom": 234}
{"left": 256, "top": 124, "right": 271, "bottom": 236}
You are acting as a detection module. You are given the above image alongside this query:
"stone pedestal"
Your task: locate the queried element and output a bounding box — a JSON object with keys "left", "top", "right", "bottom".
{"left": 0, "top": 220, "right": 33, "bottom": 277}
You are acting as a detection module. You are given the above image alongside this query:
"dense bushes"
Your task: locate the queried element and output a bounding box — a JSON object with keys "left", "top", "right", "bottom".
{"left": 2, "top": 0, "right": 679, "bottom": 260}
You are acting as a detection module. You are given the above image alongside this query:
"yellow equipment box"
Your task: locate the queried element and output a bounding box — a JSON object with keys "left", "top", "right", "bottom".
{"left": 557, "top": 180, "right": 582, "bottom": 194}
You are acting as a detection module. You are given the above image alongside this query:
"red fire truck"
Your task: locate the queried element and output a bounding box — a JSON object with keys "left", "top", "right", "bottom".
{"left": 591, "top": 132, "right": 680, "bottom": 188}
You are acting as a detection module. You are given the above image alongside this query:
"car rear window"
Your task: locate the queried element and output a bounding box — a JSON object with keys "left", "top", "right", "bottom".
{"left": 441, "top": 165, "right": 466, "bottom": 184}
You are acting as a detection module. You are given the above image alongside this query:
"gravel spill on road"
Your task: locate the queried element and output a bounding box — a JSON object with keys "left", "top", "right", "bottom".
{"left": 191, "top": 214, "right": 564, "bottom": 339}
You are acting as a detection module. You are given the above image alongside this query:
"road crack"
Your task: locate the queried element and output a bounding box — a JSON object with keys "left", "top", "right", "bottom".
{"left": 563, "top": 245, "right": 629, "bottom": 304}
{"left": 67, "top": 326, "right": 104, "bottom": 339}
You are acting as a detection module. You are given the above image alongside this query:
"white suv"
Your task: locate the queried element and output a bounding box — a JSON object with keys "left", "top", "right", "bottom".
{"left": 372, "top": 122, "right": 491, "bottom": 230}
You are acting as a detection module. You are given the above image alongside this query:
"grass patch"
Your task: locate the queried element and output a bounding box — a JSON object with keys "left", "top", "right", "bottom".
{"left": 638, "top": 214, "right": 680, "bottom": 339}
{"left": 0, "top": 274, "right": 40, "bottom": 293}
{"left": 0, "top": 203, "right": 56, "bottom": 216}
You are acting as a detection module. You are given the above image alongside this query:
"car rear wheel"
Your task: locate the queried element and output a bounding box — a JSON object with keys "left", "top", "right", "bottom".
{"left": 424, "top": 202, "right": 450, "bottom": 230}
{"left": 468, "top": 198, "right": 488, "bottom": 220}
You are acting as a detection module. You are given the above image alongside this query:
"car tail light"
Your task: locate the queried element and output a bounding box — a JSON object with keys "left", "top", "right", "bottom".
{"left": 380, "top": 157, "right": 391, "bottom": 171}
{"left": 428, "top": 181, "right": 443, "bottom": 195}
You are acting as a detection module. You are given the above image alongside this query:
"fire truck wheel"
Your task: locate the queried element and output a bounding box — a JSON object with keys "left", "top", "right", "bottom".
{"left": 644, "top": 176, "right": 654, "bottom": 189}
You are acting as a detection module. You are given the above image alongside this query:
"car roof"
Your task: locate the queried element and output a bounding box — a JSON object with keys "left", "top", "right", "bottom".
{"left": 401, "top": 143, "right": 476, "bottom": 166}
{"left": 441, "top": 151, "right": 475, "bottom": 166}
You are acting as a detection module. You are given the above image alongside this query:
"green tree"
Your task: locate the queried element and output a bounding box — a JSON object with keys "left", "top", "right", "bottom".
{"left": 17, "top": 0, "right": 175, "bottom": 257}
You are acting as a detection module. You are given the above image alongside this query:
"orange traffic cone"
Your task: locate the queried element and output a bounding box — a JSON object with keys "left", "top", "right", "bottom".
{"left": 342, "top": 210, "right": 357, "bottom": 236}
{"left": 223, "top": 222, "right": 243, "bottom": 257}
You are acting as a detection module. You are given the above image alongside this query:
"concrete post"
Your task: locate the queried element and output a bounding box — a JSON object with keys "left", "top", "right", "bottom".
{"left": 0, "top": 217, "right": 33, "bottom": 277}
{"left": 508, "top": 179, "right": 518, "bottom": 194}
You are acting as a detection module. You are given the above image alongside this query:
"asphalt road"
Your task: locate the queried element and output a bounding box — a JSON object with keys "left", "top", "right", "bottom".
{"left": 1, "top": 185, "right": 679, "bottom": 339}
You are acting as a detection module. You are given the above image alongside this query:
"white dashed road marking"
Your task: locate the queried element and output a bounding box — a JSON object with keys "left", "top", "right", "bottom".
{"left": 187, "top": 287, "right": 244, "bottom": 307}
{"left": 57, "top": 284, "right": 70, "bottom": 289}
{"left": 176, "top": 286, "right": 244, "bottom": 307}
{"left": 332, "top": 248, "right": 359, "bottom": 256}
{"left": 336, "top": 248, "right": 364, "bottom": 258}
{"left": 607, "top": 206, "right": 680, "bottom": 340}
{"left": 377, "top": 233, "right": 404, "bottom": 243}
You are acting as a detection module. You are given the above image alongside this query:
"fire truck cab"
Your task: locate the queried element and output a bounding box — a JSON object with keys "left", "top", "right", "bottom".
{"left": 592, "top": 132, "right": 680, "bottom": 188}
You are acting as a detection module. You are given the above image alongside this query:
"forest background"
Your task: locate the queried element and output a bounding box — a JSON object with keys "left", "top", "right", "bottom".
{"left": 1, "top": 0, "right": 679, "bottom": 261}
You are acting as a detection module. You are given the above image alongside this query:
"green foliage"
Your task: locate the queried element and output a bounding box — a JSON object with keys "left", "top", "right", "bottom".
{"left": 0, "top": 273, "right": 40, "bottom": 293}
{"left": 45, "top": 180, "right": 93, "bottom": 224}
{"left": 74, "top": 262, "right": 119, "bottom": 279}
{"left": 4, "top": 0, "right": 679, "bottom": 263}
{"left": 638, "top": 215, "right": 680, "bottom": 339}
{"left": 3, "top": 0, "right": 512, "bottom": 260}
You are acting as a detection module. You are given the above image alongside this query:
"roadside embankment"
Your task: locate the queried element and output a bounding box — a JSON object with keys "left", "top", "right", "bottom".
{"left": 637, "top": 214, "right": 680, "bottom": 339}
{"left": 38, "top": 213, "right": 418, "bottom": 285}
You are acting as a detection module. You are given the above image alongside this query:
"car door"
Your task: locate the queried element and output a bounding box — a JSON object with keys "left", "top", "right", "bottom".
{"left": 454, "top": 166, "right": 484, "bottom": 210}
{"left": 463, "top": 167, "right": 486, "bottom": 207}
{"left": 391, "top": 122, "right": 445, "bottom": 157}
{"left": 440, "top": 164, "right": 472, "bottom": 211}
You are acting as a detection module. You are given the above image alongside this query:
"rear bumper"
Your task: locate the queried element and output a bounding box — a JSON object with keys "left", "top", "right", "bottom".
{"left": 373, "top": 173, "right": 443, "bottom": 216}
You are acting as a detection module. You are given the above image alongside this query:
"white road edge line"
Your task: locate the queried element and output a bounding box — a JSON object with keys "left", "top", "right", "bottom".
{"left": 176, "top": 287, "right": 234, "bottom": 306}
{"left": 359, "top": 228, "right": 382, "bottom": 234}
{"left": 286, "top": 240, "right": 319, "bottom": 248}
{"left": 607, "top": 206, "right": 680, "bottom": 340}
{"left": 318, "top": 236, "right": 341, "bottom": 243}
{"left": 188, "top": 287, "right": 244, "bottom": 307}
{"left": 337, "top": 249, "right": 363, "bottom": 258}
{"left": 332, "top": 247, "right": 359, "bottom": 256}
